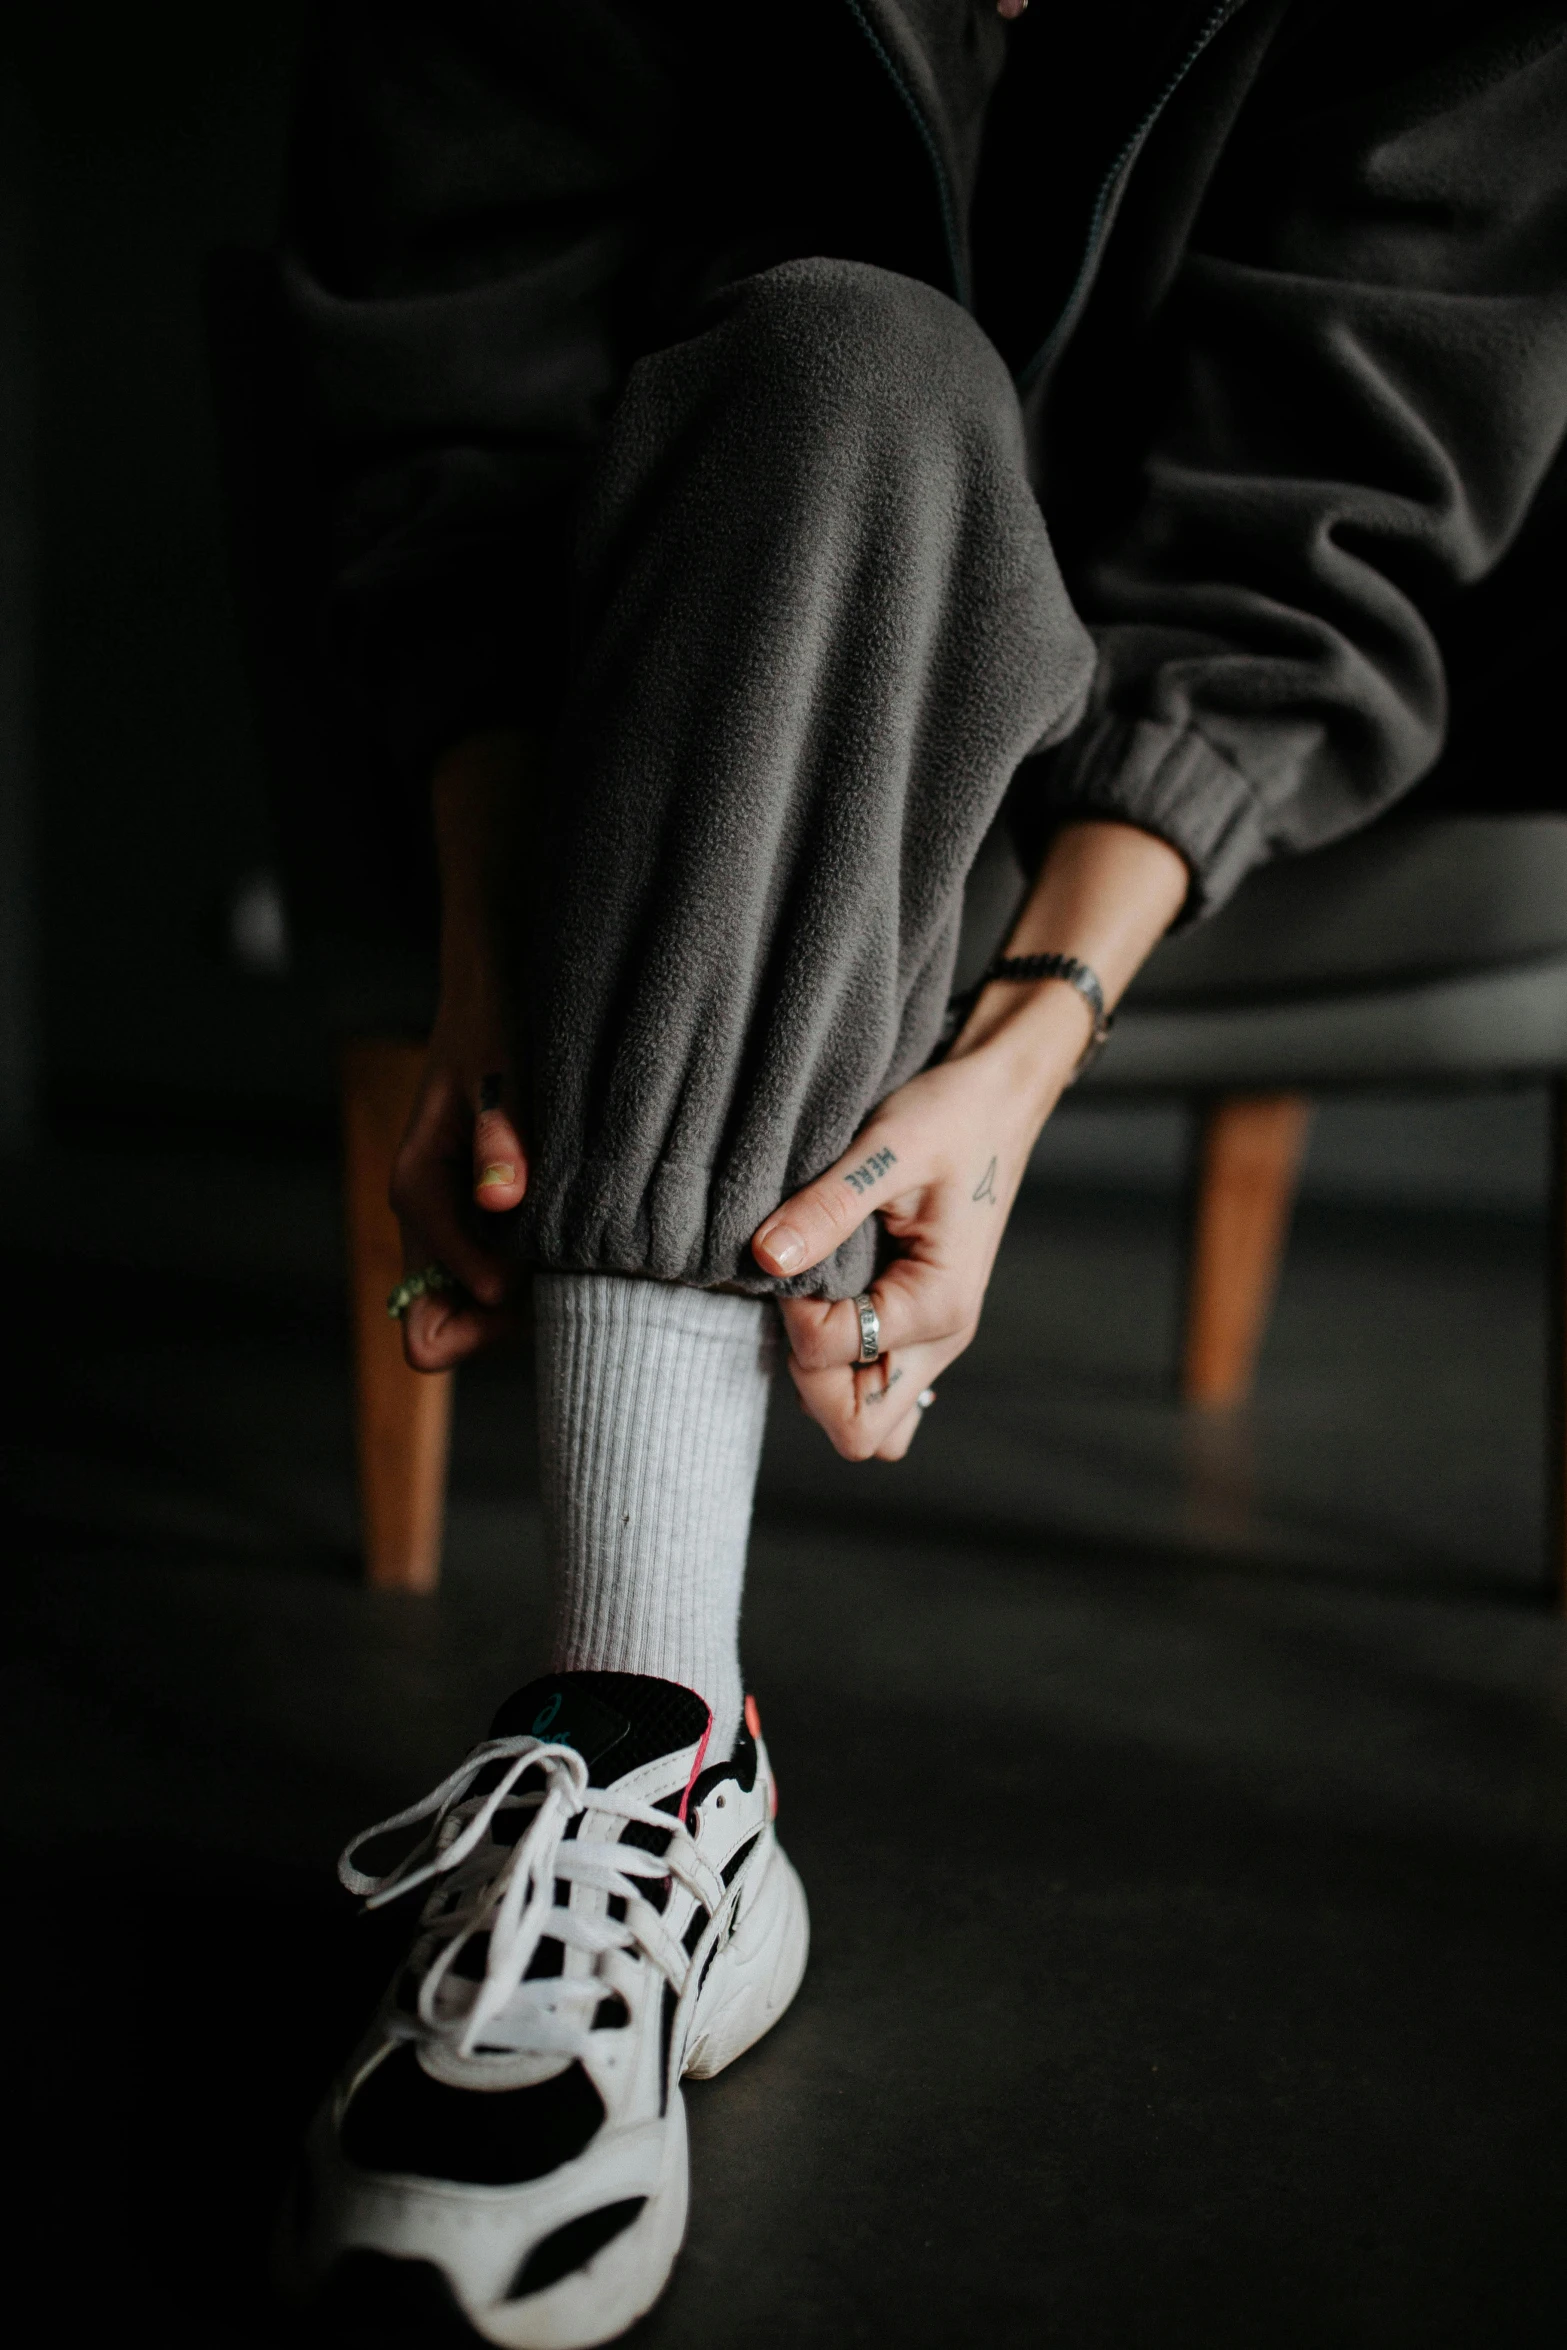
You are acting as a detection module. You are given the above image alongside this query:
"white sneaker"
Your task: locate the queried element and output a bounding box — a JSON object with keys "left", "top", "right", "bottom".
{"left": 282, "top": 1672, "right": 809, "bottom": 2347}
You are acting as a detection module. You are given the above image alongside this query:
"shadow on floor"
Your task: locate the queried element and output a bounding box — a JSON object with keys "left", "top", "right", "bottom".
{"left": 3, "top": 1135, "right": 1564, "bottom": 2345}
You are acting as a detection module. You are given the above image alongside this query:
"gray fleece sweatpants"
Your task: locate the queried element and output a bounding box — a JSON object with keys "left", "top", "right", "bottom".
{"left": 513, "top": 258, "right": 1095, "bottom": 1300}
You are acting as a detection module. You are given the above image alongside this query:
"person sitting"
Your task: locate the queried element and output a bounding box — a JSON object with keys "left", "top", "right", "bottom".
{"left": 270, "top": 4, "right": 1567, "bottom": 2339}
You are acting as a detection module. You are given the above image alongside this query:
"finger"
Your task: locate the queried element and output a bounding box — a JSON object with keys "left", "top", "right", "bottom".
{"left": 472, "top": 1072, "right": 527, "bottom": 1213}
{"left": 785, "top": 1359, "right": 864, "bottom": 1460}
{"left": 402, "top": 1286, "right": 520, "bottom": 1373}
{"left": 391, "top": 1063, "right": 515, "bottom": 1302}
{"left": 780, "top": 1255, "right": 972, "bottom": 1373}
{"left": 788, "top": 1343, "right": 946, "bottom": 1463}
{"left": 751, "top": 1125, "right": 908, "bottom": 1279}
{"left": 873, "top": 1387, "right": 934, "bottom": 1463}
{"left": 394, "top": 1196, "right": 518, "bottom": 1370}
{"left": 392, "top": 1082, "right": 512, "bottom": 1303}
{"left": 393, "top": 1161, "right": 508, "bottom": 1306}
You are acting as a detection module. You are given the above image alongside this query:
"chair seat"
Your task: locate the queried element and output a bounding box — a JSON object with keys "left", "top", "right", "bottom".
{"left": 1091, "top": 954, "right": 1567, "bottom": 1092}
{"left": 1129, "top": 816, "right": 1567, "bottom": 1009}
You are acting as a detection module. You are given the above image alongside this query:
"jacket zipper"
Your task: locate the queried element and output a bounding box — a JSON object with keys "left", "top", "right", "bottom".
{"left": 840, "top": 2, "right": 1250, "bottom": 372}
{"left": 1015, "top": 0, "right": 1250, "bottom": 394}
{"left": 840, "top": 0, "right": 969, "bottom": 306}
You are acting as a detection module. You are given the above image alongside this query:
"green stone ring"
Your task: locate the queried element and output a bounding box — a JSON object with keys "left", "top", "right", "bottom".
{"left": 387, "top": 1263, "right": 458, "bottom": 1321}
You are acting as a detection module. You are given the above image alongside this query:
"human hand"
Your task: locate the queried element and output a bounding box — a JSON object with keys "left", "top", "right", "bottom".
{"left": 749, "top": 994, "right": 1085, "bottom": 1460}
{"left": 749, "top": 820, "right": 1189, "bottom": 1459}
{"left": 390, "top": 985, "right": 528, "bottom": 1372}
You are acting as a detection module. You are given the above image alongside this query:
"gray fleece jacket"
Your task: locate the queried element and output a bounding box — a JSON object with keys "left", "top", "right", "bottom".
{"left": 281, "top": 0, "right": 1567, "bottom": 918}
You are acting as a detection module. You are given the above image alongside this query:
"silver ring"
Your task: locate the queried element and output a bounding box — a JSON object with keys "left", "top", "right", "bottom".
{"left": 387, "top": 1262, "right": 457, "bottom": 1321}
{"left": 916, "top": 1388, "right": 936, "bottom": 1411}
{"left": 851, "top": 1291, "right": 881, "bottom": 1363}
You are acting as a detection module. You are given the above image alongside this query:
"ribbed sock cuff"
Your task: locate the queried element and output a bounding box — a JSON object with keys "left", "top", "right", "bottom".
{"left": 535, "top": 1275, "right": 776, "bottom": 1758}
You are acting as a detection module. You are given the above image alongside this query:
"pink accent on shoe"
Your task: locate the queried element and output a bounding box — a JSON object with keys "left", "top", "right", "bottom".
{"left": 678, "top": 1714, "right": 712, "bottom": 1822}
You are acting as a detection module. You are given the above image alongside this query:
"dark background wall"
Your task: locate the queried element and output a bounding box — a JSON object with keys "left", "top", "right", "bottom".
{"left": 0, "top": 67, "right": 36, "bottom": 1147}
{"left": 5, "top": 1, "right": 321, "bottom": 1135}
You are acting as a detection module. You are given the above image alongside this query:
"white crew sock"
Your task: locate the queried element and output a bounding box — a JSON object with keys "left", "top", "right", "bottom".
{"left": 534, "top": 1273, "right": 776, "bottom": 1758}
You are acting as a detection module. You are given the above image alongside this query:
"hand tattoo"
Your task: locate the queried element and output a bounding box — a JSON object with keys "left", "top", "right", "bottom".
{"left": 864, "top": 1367, "right": 905, "bottom": 1406}
{"left": 845, "top": 1145, "right": 898, "bottom": 1197}
{"left": 972, "top": 1156, "right": 998, "bottom": 1206}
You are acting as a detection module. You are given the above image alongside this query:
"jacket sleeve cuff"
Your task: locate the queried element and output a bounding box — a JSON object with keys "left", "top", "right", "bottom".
{"left": 1029, "top": 713, "right": 1268, "bottom": 924}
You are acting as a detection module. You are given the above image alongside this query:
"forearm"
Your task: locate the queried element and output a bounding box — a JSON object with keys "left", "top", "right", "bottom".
{"left": 946, "top": 818, "right": 1188, "bottom": 1128}
{"left": 389, "top": 731, "right": 539, "bottom": 1366}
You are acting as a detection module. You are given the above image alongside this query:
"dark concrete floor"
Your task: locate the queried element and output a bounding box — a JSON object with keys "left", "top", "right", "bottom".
{"left": 5, "top": 1134, "right": 1565, "bottom": 2346}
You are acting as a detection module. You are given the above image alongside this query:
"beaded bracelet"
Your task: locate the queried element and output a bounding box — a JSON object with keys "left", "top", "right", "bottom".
{"left": 947, "top": 951, "right": 1112, "bottom": 1078}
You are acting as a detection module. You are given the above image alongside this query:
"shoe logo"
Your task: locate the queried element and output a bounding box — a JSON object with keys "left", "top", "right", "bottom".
{"left": 532, "top": 1693, "right": 573, "bottom": 1747}
{"left": 510, "top": 1682, "right": 628, "bottom": 1766}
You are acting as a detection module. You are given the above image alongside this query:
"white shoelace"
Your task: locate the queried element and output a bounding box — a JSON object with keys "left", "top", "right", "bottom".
{"left": 340, "top": 1737, "right": 725, "bottom": 2063}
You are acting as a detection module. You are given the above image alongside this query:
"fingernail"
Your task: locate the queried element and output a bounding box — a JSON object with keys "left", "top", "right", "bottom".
{"left": 478, "top": 1163, "right": 515, "bottom": 1188}
{"left": 761, "top": 1224, "right": 804, "bottom": 1271}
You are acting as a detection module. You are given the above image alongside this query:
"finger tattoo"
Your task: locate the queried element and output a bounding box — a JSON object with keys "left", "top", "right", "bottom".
{"left": 845, "top": 1145, "right": 898, "bottom": 1196}
{"left": 972, "top": 1156, "right": 998, "bottom": 1205}
{"left": 863, "top": 1367, "right": 905, "bottom": 1406}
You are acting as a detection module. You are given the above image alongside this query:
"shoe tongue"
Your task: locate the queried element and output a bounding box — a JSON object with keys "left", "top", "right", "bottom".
{"left": 489, "top": 1672, "right": 711, "bottom": 1789}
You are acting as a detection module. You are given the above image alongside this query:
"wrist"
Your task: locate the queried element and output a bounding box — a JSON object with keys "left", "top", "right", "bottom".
{"left": 939, "top": 819, "right": 1186, "bottom": 1127}
{"left": 947, "top": 981, "right": 1087, "bottom": 1133}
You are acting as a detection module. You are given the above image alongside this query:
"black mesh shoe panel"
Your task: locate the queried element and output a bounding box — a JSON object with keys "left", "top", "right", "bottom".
{"left": 451, "top": 1932, "right": 489, "bottom": 1983}
{"left": 341, "top": 2046, "right": 604, "bottom": 2185}
{"left": 489, "top": 1674, "right": 709, "bottom": 1787}
{"left": 505, "top": 2199, "right": 647, "bottom": 2301}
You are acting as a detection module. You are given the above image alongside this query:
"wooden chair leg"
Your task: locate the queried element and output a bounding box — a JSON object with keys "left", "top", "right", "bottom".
{"left": 1182, "top": 1094, "right": 1314, "bottom": 1410}
{"left": 340, "top": 1037, "right": 452, "bottom": 1592}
